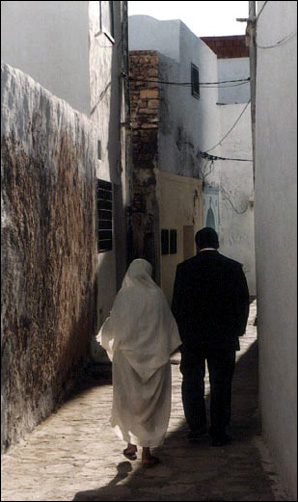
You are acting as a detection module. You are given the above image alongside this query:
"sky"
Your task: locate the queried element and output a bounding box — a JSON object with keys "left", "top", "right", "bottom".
{"left": 128, "top": 1, "right": 249, "bottom": 37}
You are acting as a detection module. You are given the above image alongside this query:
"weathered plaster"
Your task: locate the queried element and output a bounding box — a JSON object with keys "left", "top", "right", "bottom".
{"left": 1, "top": 64, "right": 97, "bottom": 451}
{"left": 89, "top": 1, "right": 131, "bottom": 321}
{"left": 157, "top": 171, "right": 203, "bottom": 303}
{"left": 216, "top": 103, "right": 255, "bottom": 295}
{"left": 1, "top": 1, "right": 131, "bottom": 332}
{"left": 129, "top": 51, "right": 160, "bottom": 277}
{"left": 129, "top": 16, "right": 255, "bottom": 296}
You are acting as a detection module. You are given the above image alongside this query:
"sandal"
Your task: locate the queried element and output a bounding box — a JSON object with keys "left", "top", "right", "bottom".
{"left": 142, "top": 456, "right": 160, "bottom": 468}
{"left": 123, "top": 447, "right": 137, "bottom": 460}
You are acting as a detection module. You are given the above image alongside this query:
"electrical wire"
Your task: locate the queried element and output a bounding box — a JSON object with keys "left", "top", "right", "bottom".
{"left": 257, "top": 29, "right": 297, "bottom": 49}
{"left": 202, "top": 100, "right": 251, "bottom": 154}
{"left": 256, "top": 0, "right": 269, "bottom": 22}
{"left": 128, "top": 76, "right": 250, "bottom": 88}
{"left": 201, "top": 81, "right": 250, "bottom": 89}
{"left": 200, "top": 151, "right": 252, "bottom": 162}
{"left": 198, "top": 159, "right": 215, "bottom": 181}
{"left": 220, "top": 186, "right": 250, "bottom": 214}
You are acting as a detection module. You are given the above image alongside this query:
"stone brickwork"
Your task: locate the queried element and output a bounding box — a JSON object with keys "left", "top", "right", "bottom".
{"left": 1, "top": 64, "right": 97, "bottom": 451}
{"left": 129, "top": 51, "right": 160, "bottom": 275}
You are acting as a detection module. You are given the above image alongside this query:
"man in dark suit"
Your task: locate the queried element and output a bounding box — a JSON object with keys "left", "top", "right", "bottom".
{"left": 172, "top": 227, "right": 249, "bottom": 446}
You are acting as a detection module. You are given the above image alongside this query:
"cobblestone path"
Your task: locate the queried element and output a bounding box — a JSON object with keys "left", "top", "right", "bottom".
{"left": 1, "top": 302, "right": 291, "bottom": 501}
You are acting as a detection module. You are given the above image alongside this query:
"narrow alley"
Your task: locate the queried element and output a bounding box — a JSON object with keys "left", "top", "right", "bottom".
{"left": 1, "top": 302, "right": 290, "bottom": 502}
{"left": 1, "top": 1, "right": 297, "bottom": 500}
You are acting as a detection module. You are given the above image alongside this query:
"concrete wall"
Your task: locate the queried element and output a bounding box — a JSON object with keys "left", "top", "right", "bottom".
{"left": 1, "top": 64, "right": 97, "bottom": 451}
{"left": 1, "top": 1, "right": 90, "bottom": 115}
{"left": 254, "top": 1, "right": 297, "bottom": 498}
{"left": 89, "top": 1, "right": 131, "bottom": 327}
{"left": 129, "top": 15, "right": 255, "bottom": 296}
{"left": 217, "top": 103, "right": 255, "bottom": 295}
{"left": 129, "top": 16, "right": 221, "bottom": 179}
{"left": 128, "top": 15, "right": 181, "bottom": 62}
{"left": 217, "top": 58, "right": 250, "bottom": 104}
{"left": 158, "top": 171, "right": 203, "bottom": 303}
{"left": 1, "top": 1, "right": 131, "bottom": 329}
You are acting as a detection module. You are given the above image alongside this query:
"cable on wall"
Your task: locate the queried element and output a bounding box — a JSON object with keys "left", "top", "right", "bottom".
{"left": 220, "top": 186, "right": 250, "bottom": 214}
{"left": 256, "top": 29, "right": 297, "bottom": 49}
{"left": 202, "top": 100, "right": 251, "bottom": 154}
{"left": 256, "top": 0, "right": 269, "bottom": 22}
{"left": 127, "top": 76, "right": 250, "bottom": 88}
{"left": 200, "top": 151, "right": 252, "bottom": 162}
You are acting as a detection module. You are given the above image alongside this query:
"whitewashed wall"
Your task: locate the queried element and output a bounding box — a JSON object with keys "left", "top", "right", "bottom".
{"left": 1, "top": 63, "right": 97, "bottom": 451}
{"left": 1, "top": 0, "right": 131, "bottom": 386}
{"left": 1, "top": 1, "right": 90, "bottom": 115}
{"left": 254, "top": 1, "right": 297, "bottom": 498}
{"left": 129, "top": 15, "right": 255, "bottom": 295}
{"left": 2, "top": 1, "right": 130, "bottom": 327}
{"left": 129, "top": 15, "right": 221, "bottom": 181}
{"left": 209, "top": 103, "right": 256, "bottom": 295}
{"left": 217, "top": 58, "right": 250, "bottom": 104}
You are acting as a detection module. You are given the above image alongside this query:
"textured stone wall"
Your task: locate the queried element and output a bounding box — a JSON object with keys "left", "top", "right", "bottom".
{"left": 129, "top": 51, "right": 160, "bottom": 277}
{"left": 1, "top": 64, "right": 97, "bottom": 451}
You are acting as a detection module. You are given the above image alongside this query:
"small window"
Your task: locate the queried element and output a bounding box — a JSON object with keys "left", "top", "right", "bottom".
{"left": 170, "top": 229, "right": 177, "bottom": 254}
{"left": 191, "top": 63, "right": 200, "bottom": 99}
{"left": 97, "top": 140, "right": 102, "bottom": 160}
{"left": 100, "top": 1, "right": 114, "bottom": 42}
{"left": 96, "top": 179, "right": 113, "bottom": 252}
{"left": 161, "top": 229, "right": 169, "bottom": 255}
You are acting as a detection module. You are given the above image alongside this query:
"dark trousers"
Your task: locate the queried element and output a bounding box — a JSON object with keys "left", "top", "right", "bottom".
{"left": 180, "top": 349, "right": 236, "bottom": 437}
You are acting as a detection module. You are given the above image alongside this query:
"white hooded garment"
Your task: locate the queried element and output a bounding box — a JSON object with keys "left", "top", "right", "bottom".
{"left": 98, "top": 259, "right": 181, "bottom": 447}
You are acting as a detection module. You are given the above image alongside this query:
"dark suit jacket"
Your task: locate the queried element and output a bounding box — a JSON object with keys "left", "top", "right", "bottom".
{"left": 172, "top": 251, "right": 250, "bottom": 352}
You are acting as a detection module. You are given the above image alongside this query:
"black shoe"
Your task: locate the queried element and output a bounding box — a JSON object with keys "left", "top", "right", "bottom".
{"left": 187, "top": 426, "right": 207, "bottom": 442}
{"left": 211, "top": 432, "right": 232, "bottom": 447}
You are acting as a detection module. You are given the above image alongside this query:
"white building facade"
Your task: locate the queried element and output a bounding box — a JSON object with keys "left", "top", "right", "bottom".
{"left": 2, "top": 1, "right": 131, "bottom": 328}
{"left": 129, "top": 16, "right": 256, "bottom": 298}
{"left": 1, "top": 1, "right": 131, "bottom": 448}
{"left": 253, "top": 1, "right": 297, "bottom": 498}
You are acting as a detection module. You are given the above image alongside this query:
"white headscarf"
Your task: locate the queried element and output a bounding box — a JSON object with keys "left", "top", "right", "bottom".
{"left": 98, "top": 259, "right": 181, "bottom": 382}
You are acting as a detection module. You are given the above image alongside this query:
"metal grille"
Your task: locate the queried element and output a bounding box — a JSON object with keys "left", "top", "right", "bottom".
{"left": 161, "top": 229, "right": 169, "bottom": 255}
{"left": 170, "top": 229, "right": 177, "bottom": 254}
{"left": 96, "top": 179, "right": 113, "bottom": 252}
{"left": 191, "top": 63, "right": 200, "bottom": 99}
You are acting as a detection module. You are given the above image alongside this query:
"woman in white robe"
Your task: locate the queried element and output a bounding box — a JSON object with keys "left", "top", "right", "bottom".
{"left": 98, "top": 259, "right": 181, "bottom": 467}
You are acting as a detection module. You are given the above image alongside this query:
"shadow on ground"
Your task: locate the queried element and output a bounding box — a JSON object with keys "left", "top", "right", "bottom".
{"left": 72, "top": 341, "right": 276, "bottom": 501}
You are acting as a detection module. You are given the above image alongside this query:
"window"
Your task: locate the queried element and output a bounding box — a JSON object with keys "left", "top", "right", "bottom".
{"left": 97, "top": 140, "right": 102, "bottom": 160}
{"left": 170, "top": 229, "right": 177, "bottom": 254}
{"left": 161, "top": 229, "right": 169, "bottom": 255}
{"left": 161, "top": 229, "right": 178, "bottom": 255}
{"left": 96, "top": 179, "right": 113, "bottom": 252}
{"left": 191, "top": 63, "right": 200, "bottom": 99}
{"left": 99, "top": 1, "right": 114, "bottom": 42}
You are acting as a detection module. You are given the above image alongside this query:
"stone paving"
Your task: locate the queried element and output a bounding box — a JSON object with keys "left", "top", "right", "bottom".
{"left": 1, "top": 301, "right": 291, "bottom": 501}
